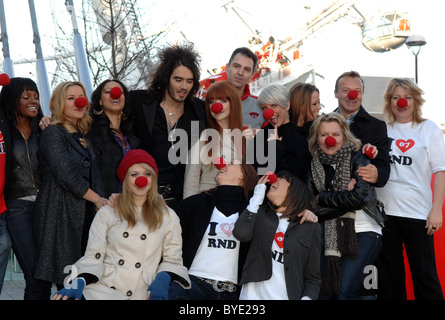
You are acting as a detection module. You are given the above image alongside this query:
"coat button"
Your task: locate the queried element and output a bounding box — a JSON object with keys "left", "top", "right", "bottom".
{"left": 118, "top": 259, "right": 125, "bottom": 265}
{"left": 123, "top": 232, "right": 129, "bottom": 238}
{"left": 95, "top": 253, "right": 101, "bottom": 259}
{"left": 126, "top": 290, "right": 132, "bottom": 297}
{"left": 140, "top": 234, "right": 146, "bottom": 240}
{"left": 135, "top": 262, "right": 141, "bottom": 268}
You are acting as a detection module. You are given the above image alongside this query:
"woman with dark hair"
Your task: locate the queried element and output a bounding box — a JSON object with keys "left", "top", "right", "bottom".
{"left": 234, "top": 171, "right": 321, "bottom": 300}
{"left": 169, "top": 161, "right": 258, "bottom": 300}
{"left": 87, "top": 79, "right": 140, "bottom": 197}
{"left": 0, "top": 77, "right": 43, "bottom": 299}
{"left": 128, "top": 43, "right": 206, "bottom": 205}
{"left": 183, "top": 81, "right": 245, "bottom": 198}
{"left": 289, "top": 82, "right": 322, "bottom": 138}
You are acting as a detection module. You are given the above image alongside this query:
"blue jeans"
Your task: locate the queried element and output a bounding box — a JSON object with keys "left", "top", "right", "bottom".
{"left": 338, "top": 232, "right": 382, "bottom": 300}
{"left": 169, "top": 275, "right": 239, "bottom": 300}
{"left": 6, "top": 200, "right": 46, "bottom": 300}
{"left": 0, "top": 212, "right": 11, "bottom": 295}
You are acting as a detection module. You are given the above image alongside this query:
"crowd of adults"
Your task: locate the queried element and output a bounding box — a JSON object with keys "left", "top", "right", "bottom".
{"left": 0, "top": 43, "right": 444, "bottom": 300}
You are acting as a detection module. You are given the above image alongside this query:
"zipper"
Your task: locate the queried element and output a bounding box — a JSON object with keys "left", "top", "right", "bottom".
{"left": 19, "top": 130, "right": 37, "bottom": 191}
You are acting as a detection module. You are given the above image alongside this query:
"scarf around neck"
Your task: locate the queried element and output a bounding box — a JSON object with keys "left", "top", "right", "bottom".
{"left": 311, "top": 141, "right": 359, "bottom": 297}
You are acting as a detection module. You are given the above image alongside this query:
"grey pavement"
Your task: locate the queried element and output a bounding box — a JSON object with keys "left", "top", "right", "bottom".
{"left": 0, "top": 255, "right": 25, "bottom": 300}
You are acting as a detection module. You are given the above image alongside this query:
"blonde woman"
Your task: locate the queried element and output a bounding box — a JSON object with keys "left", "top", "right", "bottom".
{"left": 307, "top": 112, "right": 385, "bottom": 299}
{"left": 376, "top": 78, "right": 445, "bottom": 300}
{"left": 33, "top": 81, "right": 107, "bottom": 299}
{"left": 53, "top": 149, "right": 190, "bottom": 300}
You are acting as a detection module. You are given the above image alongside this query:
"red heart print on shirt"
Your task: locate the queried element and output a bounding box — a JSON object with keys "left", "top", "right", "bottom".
{"left": 275, "top": 232, "right": 284, "bottom": 249}
{"left": 220, "top": 223, "right": 234, "bottom": 237}
{"left": 396, "top": 139, "right": 415, "bottom": 153}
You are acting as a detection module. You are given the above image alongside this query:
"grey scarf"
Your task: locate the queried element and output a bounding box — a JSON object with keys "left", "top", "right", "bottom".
{"left": 311, "top": 141, "right": 359, "bottom": 296}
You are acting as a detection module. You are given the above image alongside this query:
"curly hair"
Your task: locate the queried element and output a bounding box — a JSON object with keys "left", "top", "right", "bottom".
{"left": 147, "top": 43, "right": 201, "bottom": 102}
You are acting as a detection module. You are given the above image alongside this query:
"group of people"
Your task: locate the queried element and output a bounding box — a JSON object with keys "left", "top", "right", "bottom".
{"left": 0, "top": 43, "right": 444, "bottom": 301}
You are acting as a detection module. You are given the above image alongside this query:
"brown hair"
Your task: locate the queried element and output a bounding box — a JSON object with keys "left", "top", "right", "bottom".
{"left": 204, "top": 81, "right": 245, "bottom": 159}
{"left": 271, "top": 171, "right": 316, "bottom": 221}
{"left": 334, "top": 71, "right": 365, "bottom": 93}
{"left": 289, "top": 82, "right": 320, "bottom": 126}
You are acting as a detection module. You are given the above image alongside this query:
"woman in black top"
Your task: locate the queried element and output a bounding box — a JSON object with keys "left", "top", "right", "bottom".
{"left": 87, "top": 79, "right": 140, "bottom": 197}
{"left": 0, "top": 77, "right": 43, "bottom": 299}
{"left": 252, "top": 84, "right": 311, "bottom": 180}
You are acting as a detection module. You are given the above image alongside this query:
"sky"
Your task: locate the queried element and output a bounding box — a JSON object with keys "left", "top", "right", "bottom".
{"left": 1, "top": 0, "right": 444, "bottom": 128}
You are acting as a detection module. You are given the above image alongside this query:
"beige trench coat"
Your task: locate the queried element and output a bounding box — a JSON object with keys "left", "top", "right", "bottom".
{"left": 67, "top": 205, "right": 190, "bottom": 300}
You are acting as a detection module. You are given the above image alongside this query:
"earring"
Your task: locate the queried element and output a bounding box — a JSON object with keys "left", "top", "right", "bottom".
{"left": 93, "top": 104, "right": 104, "bottom": 115}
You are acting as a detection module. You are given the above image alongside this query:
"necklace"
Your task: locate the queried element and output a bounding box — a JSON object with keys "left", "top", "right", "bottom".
{"left": 161, "top": 102, "right": 183, "bottom": 149}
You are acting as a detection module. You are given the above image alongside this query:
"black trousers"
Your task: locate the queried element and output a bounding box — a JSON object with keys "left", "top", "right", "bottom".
{"left": 376, "top": 216, "right": 444, "bottom": 300}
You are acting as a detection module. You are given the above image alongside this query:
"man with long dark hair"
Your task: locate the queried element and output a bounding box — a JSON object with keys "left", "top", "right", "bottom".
{"left": 128, "top": 43, "right": 206, "bottom": 205}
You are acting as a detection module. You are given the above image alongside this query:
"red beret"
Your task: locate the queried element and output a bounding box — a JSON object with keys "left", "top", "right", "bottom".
{"left": 117, "top": 149, "right": 158, "bottom": 182}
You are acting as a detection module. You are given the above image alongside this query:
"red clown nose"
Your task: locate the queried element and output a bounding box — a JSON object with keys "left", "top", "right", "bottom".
{"left": 265, "top": 171, "right": 277, "bottom": 184}
{"left": 211, "top": 102, "right": 223, "bottom": 114}
{"left": 263, "top": 108, "right": 274, "bottom": 120}
{"left": 0, "top": 73, "right": 10, "bottom": 86}
{"left": 135, "top": 176, "right": 148, "bottom": 188}
{"left": 110, "top": 87, "right": 122, "bottom": 99}
{"left": 214, "top": 157, "right": 226, "bottom": 170}
{"left": 347, "top": 90, "right": 358, "bottom": 100}
{"left": 397, "top": 98, "right": 408, "bottom": 108}
{"left": 325, "top": 136, "right": 337, "bottom": 147}
{"left": 74, "top": 97, "right": 88, "bottom": 108}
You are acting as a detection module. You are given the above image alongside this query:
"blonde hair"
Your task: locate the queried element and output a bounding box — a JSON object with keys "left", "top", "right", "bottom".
{"left": 308, "top": 112, "right": 361, "bottom": 156}
{"left": 50, "top": 81, "right": 92, "bottom": 147}
{"left": 383, "top": 78, "right": 426, "bottom": 125}
{"left": 117, "top": 163, "right": 168, "bottom": 230}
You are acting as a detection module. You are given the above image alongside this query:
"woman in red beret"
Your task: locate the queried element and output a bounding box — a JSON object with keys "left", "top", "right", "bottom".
{"left": 53, "top": 149, "right": 190, "bottom": 300}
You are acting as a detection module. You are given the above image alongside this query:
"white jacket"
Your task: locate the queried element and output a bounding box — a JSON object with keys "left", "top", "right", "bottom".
{"left": 68, "top": 205, "right": 190, "bottom": 300}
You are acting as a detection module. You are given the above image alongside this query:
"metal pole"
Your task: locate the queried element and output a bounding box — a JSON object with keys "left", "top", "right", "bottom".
{"left": 414, "top": 53, "right": 418, "bottom": 83}
{"left": 65, "top": 0, "right": 93, "bottom": 100}
{"left": 28, "top": 0, "right": 51, "bottom": 115}
{"left": 0, "top": 0, "right": 14, "bottom": 77}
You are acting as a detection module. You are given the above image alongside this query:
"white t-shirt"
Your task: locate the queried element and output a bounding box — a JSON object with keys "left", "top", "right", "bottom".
{"left": 188, "top": 208, "right": 240, "bottom": 283}
{"left": 239, "top": 213, "right": 290, "bottom": 300}
{"left": 376, "top": 120, "right": 445, "bottom": 220}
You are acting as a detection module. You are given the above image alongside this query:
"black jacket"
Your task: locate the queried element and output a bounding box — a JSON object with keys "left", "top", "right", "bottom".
{"left": 253, "top": 122, "right": 311, "bottom": 180}
{"left": 128, "top": 90, "right": 206, "bottom": 201}
{"left": 86, "top": 117, "right": 140, "bottom": 198}
{"left": 7, "top": 118, "right": 41, "bottom": 201}
{"left": 34, "top": 125, "right": 104, "bottom": 284}
{"left": 170, "top": 186, "right": 249, "bottom": 282}
{"left": 348, "top": 106, "right": 391, "bottom": 188}
{"left": 307, "top": 151, "right": 386, "bottom": 226}
{"left": 233, "top": 204, "right": 322, "bottom": 300}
